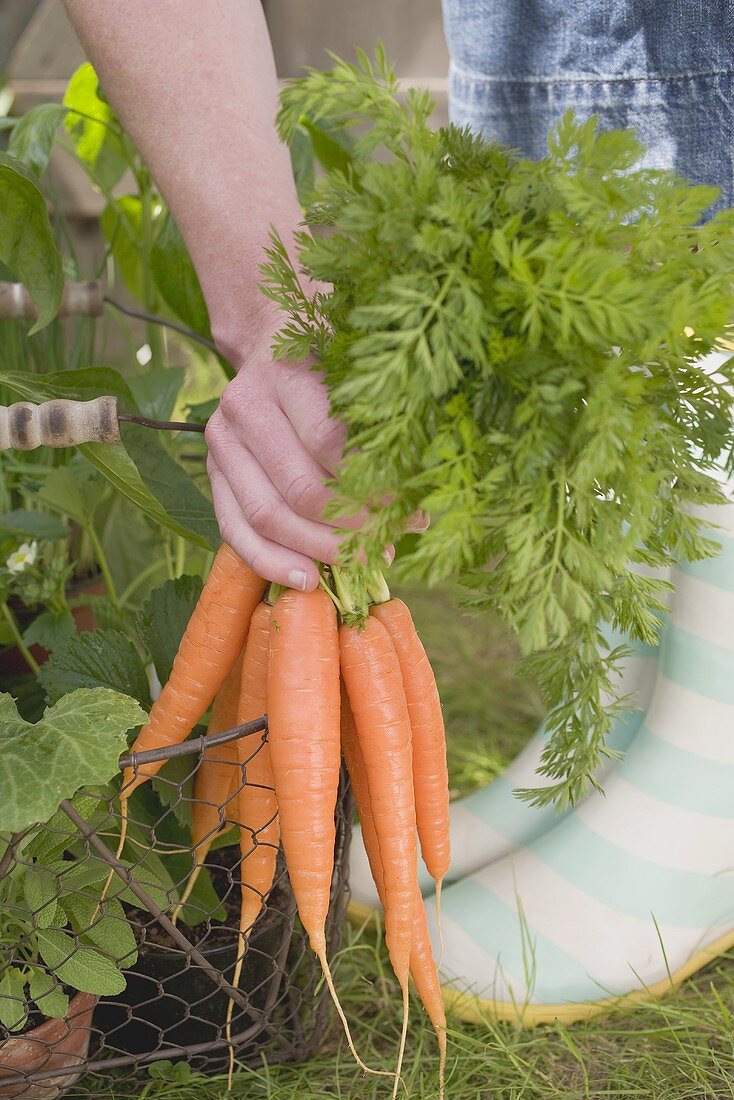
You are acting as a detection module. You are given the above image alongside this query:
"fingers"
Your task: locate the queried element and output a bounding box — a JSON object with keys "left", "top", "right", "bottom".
{"left": 275, "top": 360, "right": 347, "bottom": 474}
{"left": 218, "top": 378, "right": 365, "bottom": 530}
{"left": 207, "top": 456, "right": 321, "bottom": 591}
{"left": 207, "top": 367, "right": 430, "bottom": 579}
{"left": 274, "top": 364, "right": 429, "bottom": 533}
{"left": 208, "top": 436, "right": 344, "bottom": 565}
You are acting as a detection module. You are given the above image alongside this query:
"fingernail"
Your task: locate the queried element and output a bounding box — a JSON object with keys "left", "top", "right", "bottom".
{"left": 288, "top": 569, "right": 308, "bottom": 591}
{"left": 383, "top": 547, "right": 395, "bottom": 566}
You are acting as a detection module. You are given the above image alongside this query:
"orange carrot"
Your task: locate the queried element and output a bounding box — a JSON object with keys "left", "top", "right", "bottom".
{"left": 371, "top": 599, "right": 450, "bottom": 899}
{"left": 341, "top": 690, "right": 446, "bottom": 1098}
{"left": 122, "top": 545, "right": 264, "bottom": 799}
{"left": 268, "top": 588, "right": 384, "bottom": 1078}
{"left": 268, "top": 588, "right": 341, "bottom": 955}
{"left": 340, "top": 614, "right": 419, "bottom": 1096}
{"left": 193, "top": 649, "right": 244, "bottom": 848}
{"left": 225, "top": 602, "right": 279, "bottom": 1084}
{"left": 235, "top": 603, "right": 279, "bottom": 939}
{"left": 173, "top": 650, "right": 244, "bottom": 923}
{"left": 114, "top": 544, "right": 264, "bottom": 881}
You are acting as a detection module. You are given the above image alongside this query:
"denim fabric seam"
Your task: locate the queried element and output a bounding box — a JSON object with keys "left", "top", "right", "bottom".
{"left": 451, "top": 63, "right": 734, "bottom": 87}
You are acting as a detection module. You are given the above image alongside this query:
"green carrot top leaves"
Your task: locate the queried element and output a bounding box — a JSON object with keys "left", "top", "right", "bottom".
{"left": 263, "top": 48, "right": 734, "bottom": 809}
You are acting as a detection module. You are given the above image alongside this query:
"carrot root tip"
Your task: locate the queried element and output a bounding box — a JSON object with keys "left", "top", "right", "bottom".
{"left": 225, "top": 933, "right": 248, "bottom": 1091}
{"left": 392, "top": 982, "right": 410, "bottom": 1100}
{"left": 434, "top": 876, "right": 445, "bottom": 971}
{"left": 316, "top": 950, "right": 394, "bottom": 1080}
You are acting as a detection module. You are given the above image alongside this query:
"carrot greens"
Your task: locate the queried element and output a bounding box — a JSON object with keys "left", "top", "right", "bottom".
{"left": 264, "top": 47, "right": 734, "bottom": 809}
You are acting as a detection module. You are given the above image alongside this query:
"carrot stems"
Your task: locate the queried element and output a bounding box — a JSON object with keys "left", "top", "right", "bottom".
{"left": 367, "top": 569, "right": 391, "bottom": 606}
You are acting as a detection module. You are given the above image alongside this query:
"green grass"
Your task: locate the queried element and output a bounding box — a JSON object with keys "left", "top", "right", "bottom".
{"left": 136, "top": 583, "right": 734, "bottom": 1098}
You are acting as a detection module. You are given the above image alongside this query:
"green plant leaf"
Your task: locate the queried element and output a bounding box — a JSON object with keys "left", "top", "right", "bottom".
{"left": 151, "top": 753, "right": 195, "bottom": 829}
{"left": 289, "top": 124, "right": 315, "bottom": 205}
{"left": 0, "top": 968, "right": 28, "bottom": 1033}
{"left": 0, "top": 365, "right": 211, "bottom": 547}
{"left": 27, "top": 793, "right": 101, "bottom": 865}
{"left": 38, "top": 629, "right": 151, "bottom": 707}
{"left": 0, "top": 366, "right": 135, "bottom": 416}
{"left": 165, "top": 852, "right": 227, "bottom": 926}
{"left": 0, "top": 688, "right": 145, "bottom": 832}
{"left": 136, "top": 574, "right": 203, "bottom": 684}
{"left": 28, "top": 967, "right": 69, "bottom": 1019}
{"left": 61, "top": 893, "right": 138, "bottom": 968}
{"left": 118, "top": 826, "right": 179, "bottom": 913}
{"left": 36, "top": 928, "right": 126, "bottom": 996}
{"left": 151, "top": 212, "right": 210, "bottom": 336}
{"left": 63, "top": 63, "right": 128, "bottom": 190}
{"left": 0, "top": 151, "right": 63, "bottom": 332}
{"left": 302, "top": 116, "right": 355, "bottom": 175}
{"left": 80, "top": 442, "right": 213, "bottom": 548}
{"left": 128, "top": 366, "right": 186, "bottom": 422}
{"left": 23, "top": 866, "right": 61, "bottom": 928}
{"left": 0, "top": 509, "right": 68, "bottom": 541}
{"left": 0, "top": 369, "right": 212, "bottom": 547}
{"left": 185, "top": 397, "right": 219, "bottom": 425}
{"left": 148, "top": 1061, "right": 193, "bottom": 1084}
{"left": 70, "top": 594, "right": 129, "bottom": 635}
{"left": 23, "top": 611, "right": 76, "bottom": 653}
{"left": 36, "top": 462, "right": 104, "bottom": 526}
{"left": 121, "top": 424, "right": 219, "bottom": 549}
{"left": 100, "top": 196, "right": 145, "bottom": 299}
{"left": 8, "top": 104, "right": 67, "bottom": 177}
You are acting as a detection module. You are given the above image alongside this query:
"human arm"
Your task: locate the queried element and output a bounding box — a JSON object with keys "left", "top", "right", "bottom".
{"left": 63, "top": 0, "right": 363, "bottom": 589}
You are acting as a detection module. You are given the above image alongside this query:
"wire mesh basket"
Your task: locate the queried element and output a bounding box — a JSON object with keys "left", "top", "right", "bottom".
{"left": 0, "top": 717, "right": 354, "bottom": 1097}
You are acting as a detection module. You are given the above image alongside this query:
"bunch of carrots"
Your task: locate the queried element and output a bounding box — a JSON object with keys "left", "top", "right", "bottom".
{"left": 118, "top": 543, "right": 450, "bottom": 1095}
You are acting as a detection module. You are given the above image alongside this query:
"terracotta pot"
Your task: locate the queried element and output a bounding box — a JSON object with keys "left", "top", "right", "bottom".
{"left": 0, "top": 993, "right": 96, "bottom": 1098}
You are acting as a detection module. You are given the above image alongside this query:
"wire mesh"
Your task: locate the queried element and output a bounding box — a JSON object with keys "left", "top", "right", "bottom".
{"left": 0, "top": 718, "right": 353, "bottom": 1097}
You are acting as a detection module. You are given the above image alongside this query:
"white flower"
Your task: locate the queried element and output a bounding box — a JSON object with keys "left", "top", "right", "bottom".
{"left": 6, "top": 541, "right": 38, "bottom": 574}
{"left": 136, "top": 343, "right": 152, "bottom": 366}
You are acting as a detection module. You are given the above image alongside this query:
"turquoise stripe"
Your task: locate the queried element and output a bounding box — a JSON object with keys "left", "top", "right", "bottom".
{"left": 459, "top": 773, "right": 551, "bottom": 850}
{"left": 679, "top": 530, "right": 734, "bottom": 593}
{"left": 441, "top": 876, "right": 611, "bottom": 1003}
{"left": 529, "top": 816, "right": 734, "bottom": 928}
{"left": 460, "top": 709, "right": 645, "bottom": 846}
{"left": 661, "top": 625, "right": 734, "bottom": 703}
{"left": 616, "top": 724, "right": 734, "bottom": 818}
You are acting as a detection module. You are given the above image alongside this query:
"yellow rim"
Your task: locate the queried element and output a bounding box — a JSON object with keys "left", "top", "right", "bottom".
{"left": 347, "top": 902, "right": 734, "bottom": 1027}
{"left": 441, "top": 922, "right": 734, "bottom": 1026}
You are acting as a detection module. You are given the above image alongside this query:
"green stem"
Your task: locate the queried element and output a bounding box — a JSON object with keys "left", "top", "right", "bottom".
{"left": 174, "top": 536, "right": 186, "bottom": 578}
{"left": 331, "top": 566, "right": 356, "bottom": 616}
{"left": 367, "top": 570, "right": 391, "bottom": 605}
{"left": 1, "top": 603, "right": 39, "bottom": 675}
{"left": 542, "top": 470, "right": 567, "bottom": 611}
{"left": 139, "top": 174, "right": 166, "bottom": 369}
{"left": 266, "top": 582, "right": 286, "bottom": 606}
{"left": 319, "top": 574, "right": 344, "bottom": 616}
{"left": 119, "top": 559, "right": 167, "bottom": 608}
{"left": 87, "top": 526, "right": 119, "bottom": 609}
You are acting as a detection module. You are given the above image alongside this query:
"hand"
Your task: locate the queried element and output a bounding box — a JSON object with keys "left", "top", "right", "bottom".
{"left": 206, "top": 333, "right": 427, "bottom": 589}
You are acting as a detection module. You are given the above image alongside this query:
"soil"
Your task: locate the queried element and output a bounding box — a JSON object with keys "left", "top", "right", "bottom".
{"left": 125, "top": 842, "right": 290, "bottom": 951}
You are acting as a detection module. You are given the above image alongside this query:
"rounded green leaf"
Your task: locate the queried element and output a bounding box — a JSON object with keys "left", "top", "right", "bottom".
{"left": 0, "top": 688, "right": 145, "bottom": 833}
{"left": 37, "top": 929, "right": 127, "bottom": 996}
{"left": 0, "top": 151, "right": 63, "bottom": 332}
{"left": 9, "top": 104, "right": 68, "bottom": 177}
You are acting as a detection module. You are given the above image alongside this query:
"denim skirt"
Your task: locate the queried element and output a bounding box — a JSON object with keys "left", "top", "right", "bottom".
{"left": 442, "top": 0, "right": 734, "bottom": 212}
